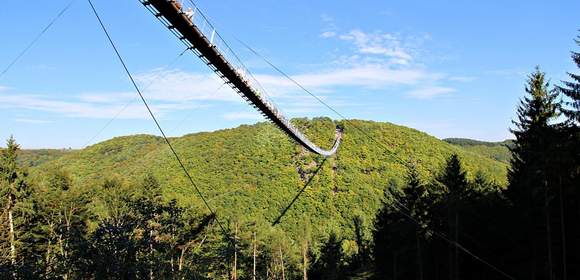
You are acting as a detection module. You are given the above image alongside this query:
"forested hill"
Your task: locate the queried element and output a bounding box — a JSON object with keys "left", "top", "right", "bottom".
{"left": 17, "top": 148, "right": 75, "bottom": 167}
{"left": 28, "top": 118, "right": 507, "bottom": 241}
{"left": 443, "top": 137, "right": 513, "bottom": 164}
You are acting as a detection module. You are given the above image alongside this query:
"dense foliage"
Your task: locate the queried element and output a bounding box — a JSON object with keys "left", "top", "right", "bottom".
{"left": 444, "top": 138, "right": 513, "bottom": 163}
{"left": 0, "top": 32, "right": 578, "bottom": 280}
{"left": 16, "top": 149, "right": 74, "bottom": 168}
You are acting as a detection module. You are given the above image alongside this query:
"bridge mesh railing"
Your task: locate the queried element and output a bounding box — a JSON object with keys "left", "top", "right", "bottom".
{"left": 179, "top": 1, "right": 319, "bottom": 147}
{"left": 141, "top": 0, "right": 335, "bottom": 155}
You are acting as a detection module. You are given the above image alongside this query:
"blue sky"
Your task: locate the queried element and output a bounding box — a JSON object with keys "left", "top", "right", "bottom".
{"left": 0, "top": 0, "right": 578, "bottom": 148}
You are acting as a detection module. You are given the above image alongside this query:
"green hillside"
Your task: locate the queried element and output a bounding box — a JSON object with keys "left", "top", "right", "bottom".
{"left": 444, "top": 138, "right": 513, "bottom": 164}
{"left": 30, "top": 118, "right": 508, "bottom": 243}
{"left": 17, "top": 148, "right": 74, "bottom": 167}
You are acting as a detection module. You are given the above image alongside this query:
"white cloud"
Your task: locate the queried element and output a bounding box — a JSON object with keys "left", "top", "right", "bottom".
{"left": 0, "top": 69, "right": 237, "bottom": 120}
{"left": 320, "top": 14, "right": 338, "bottom": 39}
{"left": 337, "top": 30, "right": 413, "bottom": 65}
{"left": 255, "top": 65, "right": 438, "bottom": 93}
{"left": 0, "top": 92, "right": 204, "bottom": 119}
{"left": 0, "top": 26, "right": 457, "bottom": 122}
{"left": 406, "top": 86, "right": 455, "bottom": 99}
{"left": 134, "top": 70, "right": 239, "bottom": 102}
{"left": 223, "top": 111, "right": 263, "bottom": 121}
{"left": 320, "top": 31, "right": 336, "bottom": 38}
{"left": 321, "top": 14, "right": 334, "bottom": 23}
{"left": 449, "top": 76, "right": 477, "bottom": 82}
{"left": 485, "top": 69, "right": 526, "bottom": 78}
{"left": 14, "top": 118, "right": 52, "bottom": 124}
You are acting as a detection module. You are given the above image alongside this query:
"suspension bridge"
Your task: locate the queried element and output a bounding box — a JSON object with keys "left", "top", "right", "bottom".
{"left": 0, "top": 2, "right": 516, "bottom": 278}
{"left": 139, "top": 0, "right": 342, "bottom": 157}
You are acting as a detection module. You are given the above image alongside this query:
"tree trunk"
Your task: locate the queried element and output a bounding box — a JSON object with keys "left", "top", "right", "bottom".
{"left": 455, "top": 212, "right": 459, "bottom": 280}
{"left": 416, "top": 233, "right": 423, "bottom": 280}
{"left": 531, "top": 237, "right": 537, "bottom": 280}
{"left": 393, "top": 251, "right": 397, "bottom": 280}
{"left": 253, "top": 232, "right": 257, "bottom": 280}
{"left": 302, "top": 239, "right": 308, "bottom": 280}
{"left": 8, "top": 205, "right": 16, "bottom": 280}
{"left": 559, "top": 180, "right": 567, "bottom": 280}
{"left": 8, "top": 208, "right": 16, "bottom": 266}
{"left": 279, "top": 247, "right": 286, "bottom": 280}
{"left": 448, "top": 208, "right": 454, "bottom": 280}
{"left": 179, "top": 248, "right": 185, "bottom": 272}
{"left": 150, "top": 229, "right": 154, "bottom": 280}
{"left": 64, "top": 211, "right": 72, "bottom": 280}
{"left": 46, "top": 239, "right": 52, "bottom": 275}
{"left": 232, "top": 224, "right": 238, "bottom": 280}
{"left": 545, "top": 187, "right": 553, "bottom": 280}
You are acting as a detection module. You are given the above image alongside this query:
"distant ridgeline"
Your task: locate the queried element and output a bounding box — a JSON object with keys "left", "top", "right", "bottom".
{"left": 17, "top": 148, "right": 75, "bottom": 167}
{"left": 444, "top": 137, "right": 513, "bottom": 164}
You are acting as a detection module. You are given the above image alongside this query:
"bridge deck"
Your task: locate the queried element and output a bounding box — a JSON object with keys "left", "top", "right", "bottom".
{"left": 141, "top": 0, "right": 341, "bottom": 156}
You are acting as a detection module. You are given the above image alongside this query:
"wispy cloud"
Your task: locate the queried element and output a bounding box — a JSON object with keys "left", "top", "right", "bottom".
{"left": 1, "top": 26, "right": 460, "bottom": 121}
{"left": 0, "top": 69, "right": 238, "bottom": 119}
{"left": 449, "top": 76, "right": 477, "bottom": 82}
{"left": 406, "top": 86, "right": 455, "bottom": 99}
{"left": 320, "top": 13, "right": 337, "bottom": 36}
{"left": 14, "top": 118, "right": 52, "bottom": 124}
{"left": 337, "top": 30, "right": 413, "bottom": 65}
{"left": 0, "top": 91, "right": 205, "bottom": 120}
{"left": 485, "top": 68, "right": 527, "bottom": 78}
{"left": 313, "top": 28, "right": 460, "bottom": 99}
{"left": 255, "top": 65, "right": 440, "bottom": 95}
{"left": 320, "top": 31, "right": 337, "bottom": 38}
{"left": 134, "top": 70, "right": 239, "bottom": 102}
{"left": 222, "top": 111, "right": 263, "bottom": 121}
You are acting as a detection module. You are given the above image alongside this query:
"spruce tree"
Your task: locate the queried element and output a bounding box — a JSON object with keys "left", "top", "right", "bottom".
{"left": 557, "top": 34, "right": 580, "bottom": 124}
{"left": 555, "top": 32, "right": 580, "bottom": 280}
{"left": 0, "top": 136, "right": 33, "bottom": 278}
{"left": 309, "top": 233, "right": 344, "bottom": 280}
{"left": 508, "top": 67, "right": 559, "bottom": 203}
{"left": 372, "top": 163, "right": 429, "bottom": 279}
{"left": 435, "top": 154, "right": 468, "bottom": 280}
{"left": 507, "top": 67, "right": 560, "bottom": 279}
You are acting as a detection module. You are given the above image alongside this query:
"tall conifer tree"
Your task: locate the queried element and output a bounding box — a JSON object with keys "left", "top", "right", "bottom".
{"left": 0, "top": 137, "right": 33, "bottom": 278}
{"left": 557, "top": 34, "right": 580, "bottom": 124}
{"left": 507, "top": 67, "right": 560, "bottom": 279}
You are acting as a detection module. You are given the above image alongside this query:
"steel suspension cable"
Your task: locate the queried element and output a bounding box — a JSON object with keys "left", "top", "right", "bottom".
{"left": 86, "top": 0, "right": 233, "bottom": 245}
{"left": 0, "top": 0, "right": 76, "bottom": 80}
{"left": 83, "top": 47, "right": 190, "bottom": 148}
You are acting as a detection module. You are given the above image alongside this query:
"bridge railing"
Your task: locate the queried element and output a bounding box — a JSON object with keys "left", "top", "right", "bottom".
{"left": 181, "top": 2, "right": 308, "bottom": 139}
{"left": 142, "top": 0, "right": 338, "bottom": 155}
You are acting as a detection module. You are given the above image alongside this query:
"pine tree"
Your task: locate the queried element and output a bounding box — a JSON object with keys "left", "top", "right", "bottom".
{"left": 0, "top": 136, "right": 33, "bottom": 278}
{"left": 309, "top": 233, "right": 344, "bottom": 280}
{"left": 372, "top": 163, "right": 430, "bottom": 279}
{"left": 557, "top": 34, "right": 580, "bottom": 124}
{"left": 508, "top": 67, "right": 559, "bottom": 203}
{"left": 436, "top": 154, "right": 469, "bottom": 280}
{"left": 507, "top": 67, "right": 560, "bottom": 279}
{"left": 555, "top": 32, "right": 580, "bottom": 280}
{"left": 404, "top": 162, "right": 428, "bottom": 280}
